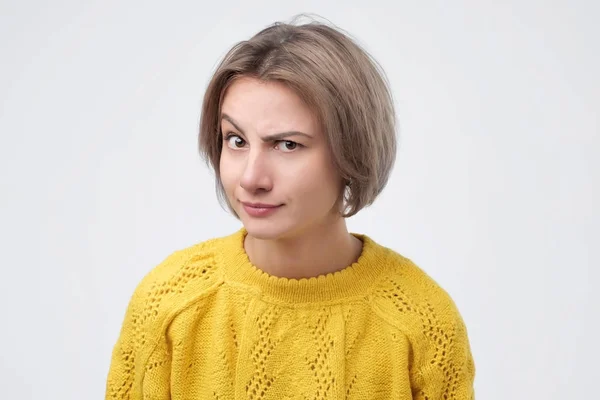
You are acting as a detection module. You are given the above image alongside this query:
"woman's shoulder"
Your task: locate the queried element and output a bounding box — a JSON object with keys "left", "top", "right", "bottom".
{"left": 368, "top": 245, "right": 476, "bottom": 393}
{"left": 137, "top": 235, "right": 224, "bottom": 290}
{"left": 369, "top": 244, "right": 467, "bottom": 337}
{"left": 106, "top": 234, "right": 233, "bottom": 397}
{"left": 123, "top": 234, "right": 233, "bottom": 328}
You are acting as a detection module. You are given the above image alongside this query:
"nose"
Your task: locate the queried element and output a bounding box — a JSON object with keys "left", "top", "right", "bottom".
{"left": 239, "top": 149, "right": 273, "bottom": 193}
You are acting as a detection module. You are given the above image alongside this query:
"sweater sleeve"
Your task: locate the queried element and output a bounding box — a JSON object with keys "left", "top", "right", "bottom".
{"left": 105, "top": 286, "right": 144, "bottom": 400}
{"left": 105, "top": 262, "right": 176, "bottom": 400}
{"left": 105, "top": 243, "right": 219, "bottom": 399}
{"left": 409, "top": 300, "right": 476, "bottom": 400}
{"left": 370, "top": 254, "right": 476, "bottom": 399}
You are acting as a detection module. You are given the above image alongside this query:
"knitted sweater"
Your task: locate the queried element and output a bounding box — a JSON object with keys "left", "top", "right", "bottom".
{"left": 106, "top": 228, "right": 475, "bottom": 399}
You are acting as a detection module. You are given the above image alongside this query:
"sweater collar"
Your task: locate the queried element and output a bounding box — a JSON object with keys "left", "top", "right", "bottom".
{"left": 218, "top": 228, "right": 390, "bottom": 304}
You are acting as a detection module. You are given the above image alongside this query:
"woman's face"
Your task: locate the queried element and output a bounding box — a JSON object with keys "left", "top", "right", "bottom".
{"left": 219, "top": 76, "right": 344, "bottom": 241}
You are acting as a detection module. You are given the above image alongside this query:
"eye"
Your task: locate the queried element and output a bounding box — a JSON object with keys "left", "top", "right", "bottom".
{"left": 275, "top": 140, "right": 300, "bottom": 152}
{"left": 225, "top": 134, "right": 246, "bottom": 149}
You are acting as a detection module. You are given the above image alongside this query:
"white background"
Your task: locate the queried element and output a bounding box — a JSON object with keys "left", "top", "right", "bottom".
{"left": 1, "top": 0, "right": 598, "bottom": 398}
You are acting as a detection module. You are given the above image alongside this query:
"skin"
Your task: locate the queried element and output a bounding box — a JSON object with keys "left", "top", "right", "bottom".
{"left": 219, "top": 76, "right": 363, "bottom": 279}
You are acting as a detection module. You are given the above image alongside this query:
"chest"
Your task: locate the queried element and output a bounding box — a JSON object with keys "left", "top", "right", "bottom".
{"left": 164, "top": 292, "right": 412, "bottom": 399}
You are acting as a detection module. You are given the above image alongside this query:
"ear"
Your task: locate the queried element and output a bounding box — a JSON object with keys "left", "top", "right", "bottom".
{"left": 333, "top": 183, "right": 352, "bottom": 216}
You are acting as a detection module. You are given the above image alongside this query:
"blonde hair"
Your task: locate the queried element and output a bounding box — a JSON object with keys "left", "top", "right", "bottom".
{"left": 199, "top": 17, "right": 397, "bottom": 218}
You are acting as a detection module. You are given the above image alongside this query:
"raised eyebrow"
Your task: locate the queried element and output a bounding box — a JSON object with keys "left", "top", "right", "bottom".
{"left": 221, "top": 113, "right": 312, "bottom": 141}
{"left": 221, "top": 113, "right": 245, "bottom": 135}
{"left": 261, "top": 131, "right": 312, "bottom": 142}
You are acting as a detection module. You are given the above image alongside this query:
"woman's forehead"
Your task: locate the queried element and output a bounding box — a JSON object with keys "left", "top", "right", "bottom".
{"left": 221, "top": 78, "right": 320, "bottom": 135}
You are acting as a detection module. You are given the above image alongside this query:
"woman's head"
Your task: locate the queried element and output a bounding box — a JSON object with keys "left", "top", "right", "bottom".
{"left": 199, "top": 18, "right": 396, "bottom": 240}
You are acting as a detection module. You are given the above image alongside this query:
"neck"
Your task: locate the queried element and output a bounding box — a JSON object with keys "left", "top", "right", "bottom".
{"left": 244, "top": 218, "right": 363, "bottom": 279}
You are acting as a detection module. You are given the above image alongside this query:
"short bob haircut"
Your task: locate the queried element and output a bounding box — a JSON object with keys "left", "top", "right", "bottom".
{"left": 199, "top": 17, "right": 397, "bottom": 218}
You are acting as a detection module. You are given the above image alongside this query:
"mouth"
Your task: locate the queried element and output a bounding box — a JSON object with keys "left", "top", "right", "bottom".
{"left": 240, "top": 201, "right": 283, "bottom": 217}
{"left": 241, "top": 202, "right": 281, "bottom": 208}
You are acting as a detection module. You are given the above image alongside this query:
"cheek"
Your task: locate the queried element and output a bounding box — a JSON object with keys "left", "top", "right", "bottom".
{"left": 284, "top": 154, "right": 342, "bottom": 201}
{"left": 219, "top": 153, "right": 237, "bottom": 192}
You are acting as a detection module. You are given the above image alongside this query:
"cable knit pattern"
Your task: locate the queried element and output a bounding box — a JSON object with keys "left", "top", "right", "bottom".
{"left": 106, "top": 228, "right": 475, "bottom": 399}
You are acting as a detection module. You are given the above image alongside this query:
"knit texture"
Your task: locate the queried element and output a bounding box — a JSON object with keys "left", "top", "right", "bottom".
{"left": 106, "top": 228, "right": 475, "bottom": 399}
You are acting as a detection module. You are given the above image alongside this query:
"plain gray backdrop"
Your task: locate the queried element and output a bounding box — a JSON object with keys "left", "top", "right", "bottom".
{"left": 1, "top": 0, "right": 598, "bottom": 398}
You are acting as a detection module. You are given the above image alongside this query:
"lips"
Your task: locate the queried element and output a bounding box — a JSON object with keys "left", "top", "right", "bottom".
{"left": 241, "top": 202, "right": 280, "bottom": 208}
{"left": 240, "top": 201, "right": 283, "bottom": 217}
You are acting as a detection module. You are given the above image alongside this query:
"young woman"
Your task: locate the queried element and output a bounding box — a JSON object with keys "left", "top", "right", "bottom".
{"left": 106, "top": 19, "right": 475, "bottom": 400}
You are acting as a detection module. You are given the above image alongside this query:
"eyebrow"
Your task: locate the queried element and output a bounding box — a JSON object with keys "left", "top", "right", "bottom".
{"left": 221, "top": 113, "right": 313, "bottom": 142}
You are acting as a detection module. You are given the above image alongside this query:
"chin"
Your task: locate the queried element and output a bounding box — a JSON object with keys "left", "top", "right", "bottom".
{"left": 243, "top": 221, "right": 287, "bottom": 241}
{"left": 241, "top": 216, "right": 300, "bottom": 241}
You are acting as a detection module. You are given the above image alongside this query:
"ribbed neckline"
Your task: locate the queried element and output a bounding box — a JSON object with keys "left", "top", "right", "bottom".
{"left": 218, "top": 228, "right": 390, "bottom": 304}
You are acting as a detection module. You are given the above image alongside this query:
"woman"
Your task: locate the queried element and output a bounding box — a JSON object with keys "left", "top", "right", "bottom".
{"left": 106, "top": 18, "right": 475, "bottom": 399}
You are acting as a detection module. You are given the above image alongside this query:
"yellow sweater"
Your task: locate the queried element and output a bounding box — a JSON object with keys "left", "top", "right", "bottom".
{"left": 106, "top": 228, "right": 475, "bottom": 399}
